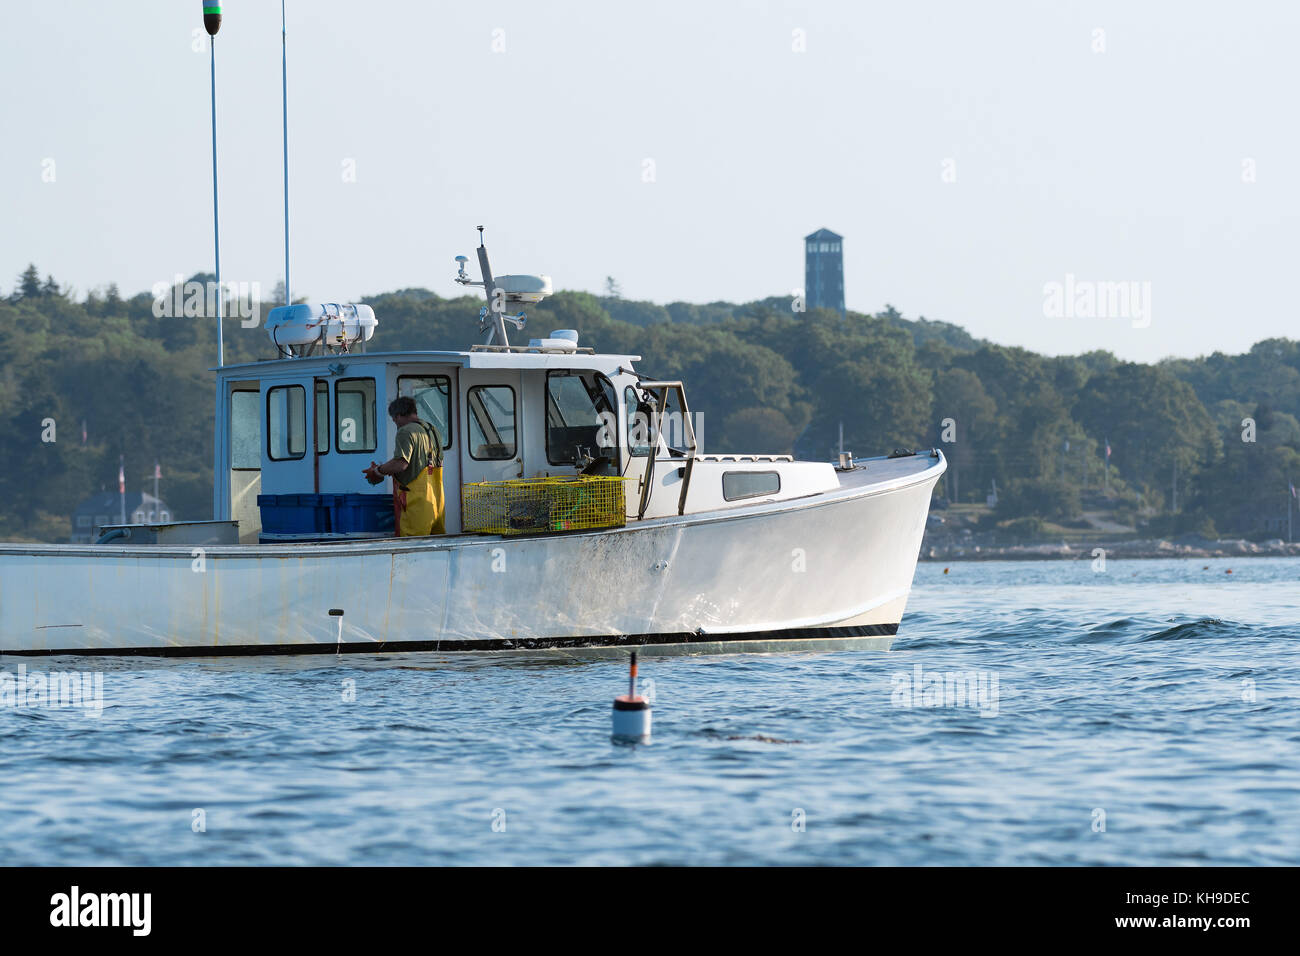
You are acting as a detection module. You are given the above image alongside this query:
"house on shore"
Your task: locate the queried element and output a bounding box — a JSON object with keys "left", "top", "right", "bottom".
{"left": 70, "top": 491, "right": 172, "bottom": 543}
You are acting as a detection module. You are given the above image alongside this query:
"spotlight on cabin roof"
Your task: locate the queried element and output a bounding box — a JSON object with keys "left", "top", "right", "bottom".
{"left": 265, "top": 303, "right": 377, "bottom": 358}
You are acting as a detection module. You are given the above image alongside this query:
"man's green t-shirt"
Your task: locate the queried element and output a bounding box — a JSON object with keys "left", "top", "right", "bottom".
{"left": 392, "top": 419, "right": 443, "bottom": 489}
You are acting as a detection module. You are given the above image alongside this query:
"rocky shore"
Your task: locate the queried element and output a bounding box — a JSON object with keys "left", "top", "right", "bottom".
{"left": 921, "top": 535, "right": 1300, "bottom": 561}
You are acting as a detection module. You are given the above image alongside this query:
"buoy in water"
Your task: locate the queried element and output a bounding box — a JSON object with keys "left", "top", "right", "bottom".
{"left": 329, "top": 608, "right": 344, "bottom": 655}
{"left": 612, "top": 651, "right": 651, "bottom": 743}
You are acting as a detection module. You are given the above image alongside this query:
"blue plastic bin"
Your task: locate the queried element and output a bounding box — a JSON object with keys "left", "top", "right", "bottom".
{"left": 330, "top": 493, "right": 394, "bottom": 533}
{"left": 257, "top": 494, "right": 332, "bottom": 534}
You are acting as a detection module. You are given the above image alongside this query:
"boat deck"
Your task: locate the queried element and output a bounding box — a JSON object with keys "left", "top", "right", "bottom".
{"left": 0, "top": 451, "right": 944, "bottom": 558}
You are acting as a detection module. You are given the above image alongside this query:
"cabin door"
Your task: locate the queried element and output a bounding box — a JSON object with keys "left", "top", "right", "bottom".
{"left": 261, "top": 380, "right": 318, "bottom": 496}
{"left": 395, "top": 368, "right": 460, "bottom": 533}
{"left": 227, "top": 383, "right": 262, "bottom": 543}
{"left": 459, "top": 370, "right": 523, "bottom": 486}
{"left": 622, "top": 383, "right": 653, "bottom": 519}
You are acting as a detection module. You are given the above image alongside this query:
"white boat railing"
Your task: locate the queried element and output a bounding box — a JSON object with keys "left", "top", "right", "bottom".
{"left": 469, "top": 344, "right": 595, "bottom": 354}
{"left": 695, "top": 454, "right": 795, "bottom": 463}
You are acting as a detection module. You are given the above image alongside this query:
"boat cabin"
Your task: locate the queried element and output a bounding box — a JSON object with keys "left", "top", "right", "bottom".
{"left": 211, "top": 241, "right": 839, "bottom": 543}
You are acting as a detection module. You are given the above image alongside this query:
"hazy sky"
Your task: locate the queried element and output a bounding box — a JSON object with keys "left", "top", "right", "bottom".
{"left": 3, "top": 1, "right": 1297, "bottom": 362}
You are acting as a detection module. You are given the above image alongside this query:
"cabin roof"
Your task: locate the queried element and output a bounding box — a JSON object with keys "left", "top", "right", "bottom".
{"left": 211, "top": 348, "right": 642, "bottom": 377}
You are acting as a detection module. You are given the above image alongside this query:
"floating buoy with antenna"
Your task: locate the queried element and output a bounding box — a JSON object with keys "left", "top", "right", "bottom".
{"left": 612, "top": 652, "right": 651, "bottom": 743}
{"left": 201, "top": 0, "right": 225, "bottom": 365}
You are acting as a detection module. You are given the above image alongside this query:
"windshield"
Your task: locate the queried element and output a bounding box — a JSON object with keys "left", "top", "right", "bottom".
{"left": 546, "top": 371, "right": 617, "bottom": 465}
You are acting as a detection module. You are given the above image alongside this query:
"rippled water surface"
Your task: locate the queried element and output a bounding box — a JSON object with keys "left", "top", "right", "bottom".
{"left": 3, "top": 557, "right": 1298, "bottom": 865}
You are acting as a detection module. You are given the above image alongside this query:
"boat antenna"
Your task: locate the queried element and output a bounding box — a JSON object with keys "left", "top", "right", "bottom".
{"left": 453, "top": 225, "right": 512, "bottom": 346}
{"left": 476, "top": 226, "right": 508, "bottom": 347}
{"left": 281, "top": 0, "right": 291, "bottom": 307}
{"left": 203, "top": 2, "right": 224, "bottom": 366}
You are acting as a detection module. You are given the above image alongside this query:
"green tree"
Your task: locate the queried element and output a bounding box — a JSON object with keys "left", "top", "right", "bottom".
{"left": 932, "top": 367, "right": 997, "bottom": 503}
{"left": 14, "top": 264, "right": 41, "bottom": 300}
{"left": 1073, "top": 363, "right": 1221, "bottom": 509}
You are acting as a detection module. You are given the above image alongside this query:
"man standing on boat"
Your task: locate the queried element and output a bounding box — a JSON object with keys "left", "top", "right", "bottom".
{"left": 363, "top": 397, "right": 445, "bottom": 536}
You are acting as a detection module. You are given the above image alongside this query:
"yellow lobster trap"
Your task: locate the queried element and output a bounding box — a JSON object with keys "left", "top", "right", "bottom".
{"left": 461, "top": 476, "right": 631, "bottom": 535}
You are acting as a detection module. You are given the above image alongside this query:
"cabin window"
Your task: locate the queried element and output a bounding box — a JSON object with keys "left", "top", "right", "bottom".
{"left": 625, "top": 386, "right": 654, "bottom": 457}
{"left": 546, "top": 371, "right": 617, "bottom": 465}
{"left": 267, "top": 385, "right": 307, "bottom": 461}
{"left": 723, "top": 471, "right": 780, "bottom": 501}
{"left": 466, "top": 385, "right": 516, "bottom": 460}
{"left": 660, "top": 388, "right": 693, "bottom": 454}
{"left": 315, "top": 381, "right": 329, "bottom": 453}
{"left": 230, "top": 389, "right": 261, "bottom": 469}
{"left": 397, "top": 375, "right": 452, "bottom": 449}
{"left": 335, "top": 378, "right": 377, "bottom": 454}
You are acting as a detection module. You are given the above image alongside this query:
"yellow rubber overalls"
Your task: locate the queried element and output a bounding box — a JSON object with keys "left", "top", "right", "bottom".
{"left": 393, "top": 421, "right": 446, "bottom": 537}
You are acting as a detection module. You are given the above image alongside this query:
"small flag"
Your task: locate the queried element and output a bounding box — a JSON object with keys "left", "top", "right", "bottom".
{"left": 118, "top": 461, "right": 126, "bottom": 495}
{"left": 155, "top": 461, "right": 162, "bottom": 480}
{"left": 1105, "top": 438, "right": 1111, "bottom": 460}
{"left": 1291, "top": 482, "right": 1297, "bottom": 499}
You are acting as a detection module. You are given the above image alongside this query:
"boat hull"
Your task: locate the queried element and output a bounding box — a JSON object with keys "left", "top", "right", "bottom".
{"left": 0, "top": 454, "right": 942, "bottom": 657}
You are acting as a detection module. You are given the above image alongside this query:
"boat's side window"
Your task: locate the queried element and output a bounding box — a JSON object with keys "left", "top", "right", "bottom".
{"left": 625, "top": 386, "right": 653, "bottom": 457}
{"left": 659, "top": 388, "right": 692, "bottom": 454}
{"left": 722, "top": 471, "right": 780, "bottom": 501}
{"left": 335, "top": 378, "right": 377, "bottom": 454}
{"left": 315, "top": 381, "right": 329, "bottom": 454}
{"left": 467, "top": 385, "right": 516, "bottom": 460}
{"left": 397, "top": 375, "right": 453, "bottom": 449}
{"left": 546, "top": 371, "right": 618, "bottom": 465}
{"left": 230, "top": 389, "right": 261, "bottom": 469}
{"left": 267, "top": 385, "right": 306, "bottom": 461}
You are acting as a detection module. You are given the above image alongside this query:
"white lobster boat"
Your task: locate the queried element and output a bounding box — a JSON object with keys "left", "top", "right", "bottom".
{"left": 0, "top": 236, "right": 945, "bottom": 657}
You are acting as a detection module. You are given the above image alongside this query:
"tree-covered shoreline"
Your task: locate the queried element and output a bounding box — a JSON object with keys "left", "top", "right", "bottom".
{"left": 3, "top": 265, "right": 1297, "bottom": 543}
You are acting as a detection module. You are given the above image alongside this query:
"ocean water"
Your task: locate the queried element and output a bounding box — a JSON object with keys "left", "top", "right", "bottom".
{"left": 2, "top": 557, "right": 1297, "bottom": 866}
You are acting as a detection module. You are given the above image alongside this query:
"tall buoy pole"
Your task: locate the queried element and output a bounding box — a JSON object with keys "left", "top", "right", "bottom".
{"left": 281, "top": 0, "right": 290, "bottom": 306}
{"left": 203, "top": 3, "right": 224, "bottom": 366}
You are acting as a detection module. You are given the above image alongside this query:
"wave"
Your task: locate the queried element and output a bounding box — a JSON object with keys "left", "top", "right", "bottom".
{"left": 898, "top": 614, "right": 1274, "bottom": 649}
